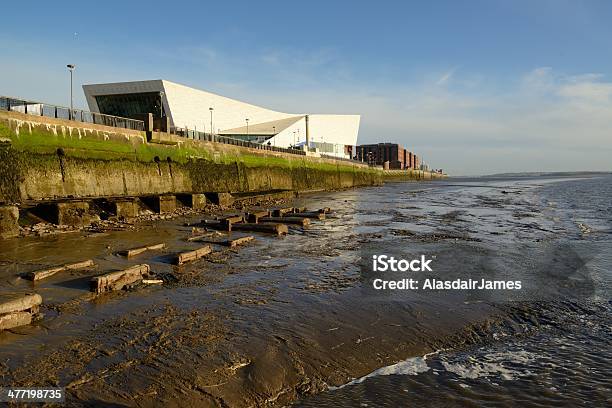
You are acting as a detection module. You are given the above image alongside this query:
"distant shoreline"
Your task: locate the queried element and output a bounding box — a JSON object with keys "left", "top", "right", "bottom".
{"left": 480, "top": 171, "right": 611, "bottom": 178}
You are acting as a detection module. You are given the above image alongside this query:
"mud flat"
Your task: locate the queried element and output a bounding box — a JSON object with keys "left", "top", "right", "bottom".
{"left": 1, "top": 177, "right": 599, "bottom": 407}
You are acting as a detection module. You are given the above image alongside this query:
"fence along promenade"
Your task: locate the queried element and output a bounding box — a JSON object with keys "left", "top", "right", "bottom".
{"left": 0, "top": 95, "right": 145, "bottom": 131}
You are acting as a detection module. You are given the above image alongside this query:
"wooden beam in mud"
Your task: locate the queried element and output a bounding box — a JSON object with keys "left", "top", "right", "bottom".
{"left": 222, "top": 236, "right": 255, "bottom": 247}
{"left": 246, "top": 211, "right": 270, "bottom": 223}
{"left": 270, "top": 207, "right": 306, "bottom": 217}
{"left": 119, "top": 243, "right": 165, "bottom": 258}
{"left": 175, "top": 245, "right": 213, "bottom": 265}
{"left": 223, "top": 215, "right": 244, "bottom": 224}
{"left": 292, "top": 212, "right": 326, "bottom": 220}
{"left": 90, "top": 264, "right": 150, "bottom": 294}
{"left": 142, "top": 279, "right": 163, "bottom": 284}
{"left": 0, "top": 311, "right": 32, "bottom": 331}
{"left": 260, "top": 216, "right": 311, "bottom": 227}
{"left": 219, "top": 215, "right": 245, "bottom": 232}
{"left": 0, "top": 293, "right": 43, "bottom": 331}
{"left": 0, "top": 293, "right": 43, "bottom": 315}
{"left": 200, "top": 219, "right": 229, "bottom": 231}
{"left": 231, "top": 223, "right": 288, "bottom": 236}
{"left": 23, "top": 260, "right": 95, "bottom": 281}
{"left": 189, "top": 223, "right": 228, "bottom": 238}
{"left": 271, "top": 207, "right": 294, "bottom": 217}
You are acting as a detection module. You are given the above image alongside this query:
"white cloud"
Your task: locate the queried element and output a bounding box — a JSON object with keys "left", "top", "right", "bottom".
{"left": 558, "top": 81, "right": 612, "bottom": 103}
{"left": 248, "top": 66, "right": 612, "bottom": 175}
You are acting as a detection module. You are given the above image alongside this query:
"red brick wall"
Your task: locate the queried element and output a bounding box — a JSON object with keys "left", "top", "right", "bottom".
{"left": 357, "top": 143, "right": 417, "bottom": 170}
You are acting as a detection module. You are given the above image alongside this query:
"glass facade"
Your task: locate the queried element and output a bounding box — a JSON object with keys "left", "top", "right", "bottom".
{"left": 95, "top": 92, "right": 162, "bottom": 119}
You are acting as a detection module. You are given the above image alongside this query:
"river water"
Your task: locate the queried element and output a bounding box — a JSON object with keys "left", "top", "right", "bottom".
{"left": 296, "top": 175, "right": 612, "bottom": 407}
{"left": 0, "top": 175, "right": 610, "bottom": 407}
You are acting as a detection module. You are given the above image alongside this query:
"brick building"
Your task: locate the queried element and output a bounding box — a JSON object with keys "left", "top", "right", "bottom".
{"left": 356, "top": 143, "right": 418, "bottom": 170}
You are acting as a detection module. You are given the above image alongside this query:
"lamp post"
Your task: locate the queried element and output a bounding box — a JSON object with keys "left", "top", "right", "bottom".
{"left": 159, "top": 91, "right": 165, "bottom": 118}
{"left": 157, "top": 91, "right": 165, "bottom": 132}
{"left": 209, "top": 107, "right": 214, "bottom": 137}
{"left": 66, "top": 64, "right": 75, "bottom": 120}
{"left": 272, "top": 126, "right": 276, "bottom": 147}
{"left": 245, "top": 118, "right": 249, "bottom": 137}
{"left": 209, "top": 107, "right": 214, "bottom": 141}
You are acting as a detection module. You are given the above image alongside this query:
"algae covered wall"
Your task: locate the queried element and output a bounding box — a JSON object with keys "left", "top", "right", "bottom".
{"left": 0, "top": 142, "right": 22, "bottom": 204}
{"left": 0, "top": 111, "right": 385, "bottom": 204}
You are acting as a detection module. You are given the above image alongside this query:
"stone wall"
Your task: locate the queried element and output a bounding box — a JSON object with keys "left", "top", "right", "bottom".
{"left": 0, "top": 147, "right": 382, "bottom": 204}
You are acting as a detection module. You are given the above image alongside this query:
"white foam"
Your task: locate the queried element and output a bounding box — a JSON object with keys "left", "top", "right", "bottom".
{"left": 441, "top": 350, "right": 536, "bottom": 381}
{"left": 330, "top": 354, "right": 431, "bottom": 390}
{"left": 442, "top": 360, "right": 516, "bottom": 380}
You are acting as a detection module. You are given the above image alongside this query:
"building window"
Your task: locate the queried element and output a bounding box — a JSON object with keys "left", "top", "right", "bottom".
{"left": 95, "top": 92, "right": 161, "bottom": 119}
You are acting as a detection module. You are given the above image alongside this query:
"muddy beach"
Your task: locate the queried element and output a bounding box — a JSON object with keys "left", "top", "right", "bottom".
{"left": 1, "top": 176, "right": 610, "bottom": 407}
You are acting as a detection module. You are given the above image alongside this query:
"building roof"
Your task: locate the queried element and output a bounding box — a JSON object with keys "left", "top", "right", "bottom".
{"left": 218, "top": 115, "right": 304, "bottom": 135}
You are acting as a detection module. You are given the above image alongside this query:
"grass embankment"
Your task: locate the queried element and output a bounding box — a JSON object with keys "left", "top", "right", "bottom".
{"left": 0, "top": 117, "right": 376, "bottom": 177}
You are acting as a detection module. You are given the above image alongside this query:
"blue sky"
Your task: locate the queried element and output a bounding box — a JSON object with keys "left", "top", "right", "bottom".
{"left": 1, "top": 0, "right": 611, "bottom": 174}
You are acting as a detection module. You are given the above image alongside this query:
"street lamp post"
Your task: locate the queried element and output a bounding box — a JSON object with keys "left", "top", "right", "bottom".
{"left": 209, "top": 107, "right": 214, "bottom": 138}
{"left": 245, "top": 118, "right": 249, "bottom": 137}
{"left": 272, "top": 126, "right": 276, "bottom": 147}
{"left": 159, "top": 91, "right": 165, "bottom": 118}
{"left": 208, "top": 106, "right": 215, "bottom": 141}
{"left": 158, "top": 91, "right": 165, "bottom": 132}
{"left": 66, "top": 64, "right": 75, "bottom": 120}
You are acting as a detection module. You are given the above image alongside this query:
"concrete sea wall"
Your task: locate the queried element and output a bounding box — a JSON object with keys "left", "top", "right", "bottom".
{"left": 0, "top": 110, "right": 395, "bottom": 204}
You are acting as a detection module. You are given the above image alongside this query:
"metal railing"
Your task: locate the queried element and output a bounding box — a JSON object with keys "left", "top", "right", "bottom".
{"left": 320, "top": 153, "right": 366, "bottom": 164}
{"left": 0, "top": 95, "right": 145, "bottom": 131}
{"left": 172, "top": 126, "right": 307, "bottom": 156}
{"left": 175, "top": 127, "right": 367, "bottom": 162}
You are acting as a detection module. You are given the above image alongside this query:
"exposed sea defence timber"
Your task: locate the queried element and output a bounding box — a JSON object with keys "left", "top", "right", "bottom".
{"left": 0, "top": 110, "right": 443, "bottom": 205}
{"left": 0, "top": 293, "right": 42, "bottom": 330}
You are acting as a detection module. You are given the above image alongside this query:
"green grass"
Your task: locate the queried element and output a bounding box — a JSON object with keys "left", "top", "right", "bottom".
{"left": 0, "top": 116, "right": 382, "bottom": 176}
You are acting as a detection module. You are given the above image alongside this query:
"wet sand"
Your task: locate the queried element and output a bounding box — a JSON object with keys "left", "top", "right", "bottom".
{"left": 1, "top": 177, "right": 604, "bottom": 406}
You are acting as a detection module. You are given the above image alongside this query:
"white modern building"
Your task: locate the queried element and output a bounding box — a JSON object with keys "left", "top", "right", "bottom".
{"left": 82, "top": 80, "right": 360, "bottom": 158}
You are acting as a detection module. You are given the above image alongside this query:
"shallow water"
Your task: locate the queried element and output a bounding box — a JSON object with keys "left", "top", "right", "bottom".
{"left": 296, "top": 175, "right": 612, "bottom": 407}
